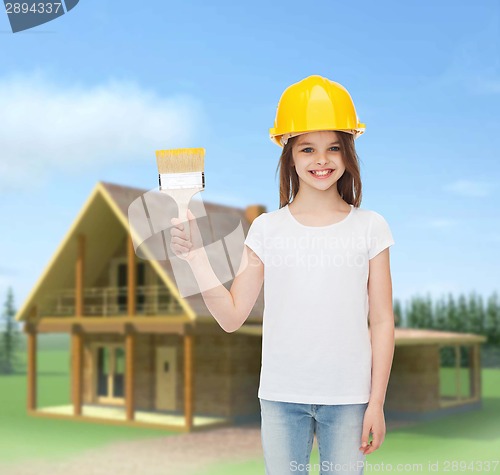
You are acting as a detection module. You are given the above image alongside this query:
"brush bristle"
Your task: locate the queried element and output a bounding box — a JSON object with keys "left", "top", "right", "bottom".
{"left": 156, "top": 148, "right": 205, "bottom": 174}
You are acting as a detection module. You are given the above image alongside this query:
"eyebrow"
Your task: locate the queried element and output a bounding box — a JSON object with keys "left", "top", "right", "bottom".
{"left": 296, "top": 141, "right": 340, "bottom": 146}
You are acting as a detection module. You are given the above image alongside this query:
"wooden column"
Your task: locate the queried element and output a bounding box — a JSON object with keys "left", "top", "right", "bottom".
{"left": 184, "top": 331, "right": 194, "bottom": 431}
{"left": 75, "top": 234, "right": 85, "bottom": 317}
{"left": 125, "top": 325, "right": 135, "bottom": 421}
{"left": 127, "top": 235, "right": 136, "bottom": 317}
{"left": 71, "top": 325, "right": 83, "bottom": 415}
{"left": 475, "top": 344, "right": 482, "bottom": 399}
{"left": 469, "top": 344, "right": 481, "bottom": 399}
{"left": 125, "top": 235, "right": 136, "bottom": 421}
{"left": 73, "top": 234, "right": 85, "bottom": 416}
{"left": 455, "top": 345, "right": 461, "bottom": 401}
{"left": 26, "top": 311, "right": 37, "bottom": 411}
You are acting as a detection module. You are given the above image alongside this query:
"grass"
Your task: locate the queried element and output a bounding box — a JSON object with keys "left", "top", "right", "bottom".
{"left": 194, "top": 368, "right": 500, "bottom": 475}
{"left": 0, "top": 333, "right": 178, "bottom": 465}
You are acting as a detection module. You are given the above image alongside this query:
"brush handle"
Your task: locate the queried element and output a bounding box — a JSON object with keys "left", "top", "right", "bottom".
{"left": 162, "top": 187, "right": 201, "bottom": 243}
{"left": 177, "top": 198, "right": 191, "bottom": 241}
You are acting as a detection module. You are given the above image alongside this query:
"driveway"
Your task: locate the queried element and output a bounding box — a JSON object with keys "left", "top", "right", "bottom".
{"left": 1, "top": 422, "right": 264, "bottom": 475}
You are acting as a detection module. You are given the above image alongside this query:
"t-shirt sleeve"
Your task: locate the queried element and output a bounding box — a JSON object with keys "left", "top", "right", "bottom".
{"left": 244, "top": 213, "right": 266, "bottom": 262}
{"left": 368, "top": 211, "right": 395, "bottom": 260}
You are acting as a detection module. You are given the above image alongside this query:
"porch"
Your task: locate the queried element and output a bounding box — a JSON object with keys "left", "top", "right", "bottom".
{"left": 31, "top": 403, "right": 231, "bottom": 432}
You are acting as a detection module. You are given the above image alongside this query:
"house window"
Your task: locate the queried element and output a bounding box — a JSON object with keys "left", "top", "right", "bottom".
{"left": 96, "top": 344, "right": 125, "bottom": 402}
{"left": 116, "top": 261, "right": 146, "bottom": 314}
{"left": 113, "top": 347, "right": 125, "bottom": 398}
{"left": 96, "top": 346, "right": 109, "bottom": 397}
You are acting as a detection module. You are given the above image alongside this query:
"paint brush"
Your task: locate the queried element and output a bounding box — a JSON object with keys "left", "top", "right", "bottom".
{"left": 156, "top": 148, "right": 205, "bottom": 255}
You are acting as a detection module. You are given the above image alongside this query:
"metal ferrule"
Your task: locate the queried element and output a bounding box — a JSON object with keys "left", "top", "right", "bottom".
{"left": 158, "top": 171, "right": 205, "bottom": 190}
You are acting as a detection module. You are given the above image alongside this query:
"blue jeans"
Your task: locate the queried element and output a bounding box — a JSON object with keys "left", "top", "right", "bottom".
{"left": 259, "top": 398, "right": 368, "bottom": 475}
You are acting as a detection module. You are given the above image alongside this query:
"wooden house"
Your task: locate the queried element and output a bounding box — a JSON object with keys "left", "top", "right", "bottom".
{"left": 14, "top": 181, "right": 266, "bottom": 432}
{"left": 14, "top": 181, "right": 487, "bottom": 432}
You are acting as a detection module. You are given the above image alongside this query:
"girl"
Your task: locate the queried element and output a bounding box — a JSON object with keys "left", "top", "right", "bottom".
{"left": 170, "top": 75, "right": 395, "bottom": 475}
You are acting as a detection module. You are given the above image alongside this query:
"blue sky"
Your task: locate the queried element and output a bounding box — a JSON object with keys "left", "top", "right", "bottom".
{"left": 0, "top": 0, "right": 499, "bottom": 316}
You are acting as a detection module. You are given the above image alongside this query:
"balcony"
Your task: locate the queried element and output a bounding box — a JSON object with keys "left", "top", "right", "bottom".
{"left": 39, "top": 285, "right": 184, "bottom": 317}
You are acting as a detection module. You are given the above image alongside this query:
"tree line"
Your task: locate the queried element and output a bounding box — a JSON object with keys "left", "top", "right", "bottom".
{"left": 393, "top": 291, "right": 500, "bottom": 346}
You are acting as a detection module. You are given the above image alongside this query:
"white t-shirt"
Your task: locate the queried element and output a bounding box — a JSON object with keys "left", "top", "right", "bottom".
{"left": 244, "top": 203, "right": 395, "bottom": 405}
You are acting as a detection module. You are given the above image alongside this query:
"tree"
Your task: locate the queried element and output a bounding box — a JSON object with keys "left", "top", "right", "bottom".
{"left": 407, "top": 295, "right": 433, "bottom": 328}
{"left": 468, "top": 291, "right": 485, "bottom": 335}
{"left": 446, "top": 293, "right": 459, "bottom": 332}
{"left": 393, "top": 298, "right": 403, "bottom": 327}
{"left": 0, "top": 287, "right": 21, "bottom": 374}
{"left": 485, "top": 291, "right": 500, "bottom": 346}
{"left": 434, "top": 295, "right": 448, "bottom": 330}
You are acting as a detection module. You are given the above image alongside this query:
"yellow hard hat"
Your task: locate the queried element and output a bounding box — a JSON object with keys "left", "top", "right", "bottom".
{"left": 269, "top": 75, "right": 366, "bottom": 147}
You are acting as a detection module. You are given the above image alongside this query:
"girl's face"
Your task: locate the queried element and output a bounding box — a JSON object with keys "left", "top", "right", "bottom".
{"left": 291, "top": 130, "right": 346, "bottom": 191}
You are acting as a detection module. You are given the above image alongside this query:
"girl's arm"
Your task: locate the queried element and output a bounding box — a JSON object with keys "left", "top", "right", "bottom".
{"left": 367, "top": 247, "right": 395, "bottom": 408}
{"left": 188, "top": 246, "right": 264, "bottom": 333}
{"left": 360, "top": 247, "right": 395, "bottom": 455}
{"left": 170, "top": 214, "right": 264, "bottom": 333}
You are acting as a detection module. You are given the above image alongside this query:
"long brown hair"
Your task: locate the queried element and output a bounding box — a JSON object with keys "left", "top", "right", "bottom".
{"left": 274, "top": 131, "right": 363, "bottom": 209}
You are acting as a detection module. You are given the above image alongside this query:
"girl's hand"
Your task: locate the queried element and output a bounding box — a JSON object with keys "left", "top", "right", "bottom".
{"left": 359, "top": 403, "right": 386, "bottom": 455}
{"left": 170, "top": 209, "right": 204, "bottom": 261}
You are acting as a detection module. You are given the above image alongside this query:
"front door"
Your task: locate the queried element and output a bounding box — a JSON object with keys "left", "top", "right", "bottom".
{"left": 95, "top": 344, "right": 125, "bottom": 404}
{"left": 155, "top": 346, "right": 177, "bottom": 411}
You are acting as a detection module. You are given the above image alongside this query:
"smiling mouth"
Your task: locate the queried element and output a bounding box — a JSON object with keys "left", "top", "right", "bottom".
{"left": 309, "top": 169, "right": 334, "bottom": 177}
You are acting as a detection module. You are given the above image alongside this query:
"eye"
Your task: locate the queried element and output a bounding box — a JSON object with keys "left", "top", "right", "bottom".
{"left": 300, "top": 146, "right": 340, "bottom": 153}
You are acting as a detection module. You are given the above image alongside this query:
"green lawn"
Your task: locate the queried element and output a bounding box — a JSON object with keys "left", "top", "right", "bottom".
{"left": 194, "top": 368, "right": 500, "bottom": 475}
{"left": 0, "top": 334, "right": 177, "bottom": 464}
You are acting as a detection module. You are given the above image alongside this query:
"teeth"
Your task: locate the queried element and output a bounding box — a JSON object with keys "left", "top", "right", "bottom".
{"left": 311, "top": 169, "right": 333, "bottom": 176}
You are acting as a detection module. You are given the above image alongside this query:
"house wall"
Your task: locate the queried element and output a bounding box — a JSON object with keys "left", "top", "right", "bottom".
{"left": 228, "top": 332, "right": 261, "bottom": 420}
{"left": 190, "top": 323, "right": 262, "bottom": 419}
{"left": 135, "top": 334, "right": 155, "bottom": 410}
{"left": 80, "top": 326, "right": 262, "bottom": 420}
{"left": 93, "top": 235, "right": 126, "bottom": 287}
{"left": 191, "top": 325, "right": 233, "bottom": 417}
{"left": 386, "top": 344, "right": 440, "bottom": 411}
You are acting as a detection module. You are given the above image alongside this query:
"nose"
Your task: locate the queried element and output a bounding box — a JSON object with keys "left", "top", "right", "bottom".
{"left": 316, "top": 152, "right": 328, "bottom": 165}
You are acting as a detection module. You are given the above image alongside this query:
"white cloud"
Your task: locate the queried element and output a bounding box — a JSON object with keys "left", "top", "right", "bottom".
{"left": 0, "top": 71, "right": 206, "bottom": 190}
{"left": 443, "top": 179, "right": 495, "bottom": 197}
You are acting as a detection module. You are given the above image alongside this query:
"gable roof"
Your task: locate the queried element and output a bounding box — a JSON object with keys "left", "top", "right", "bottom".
{"left": 15, "top": 180, "right": 265, "bottom": 323}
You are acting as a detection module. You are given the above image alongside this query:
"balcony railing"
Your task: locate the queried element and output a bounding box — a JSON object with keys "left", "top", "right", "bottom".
{"left": 39, "top": 285, "right": 184, "bottom": 317}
